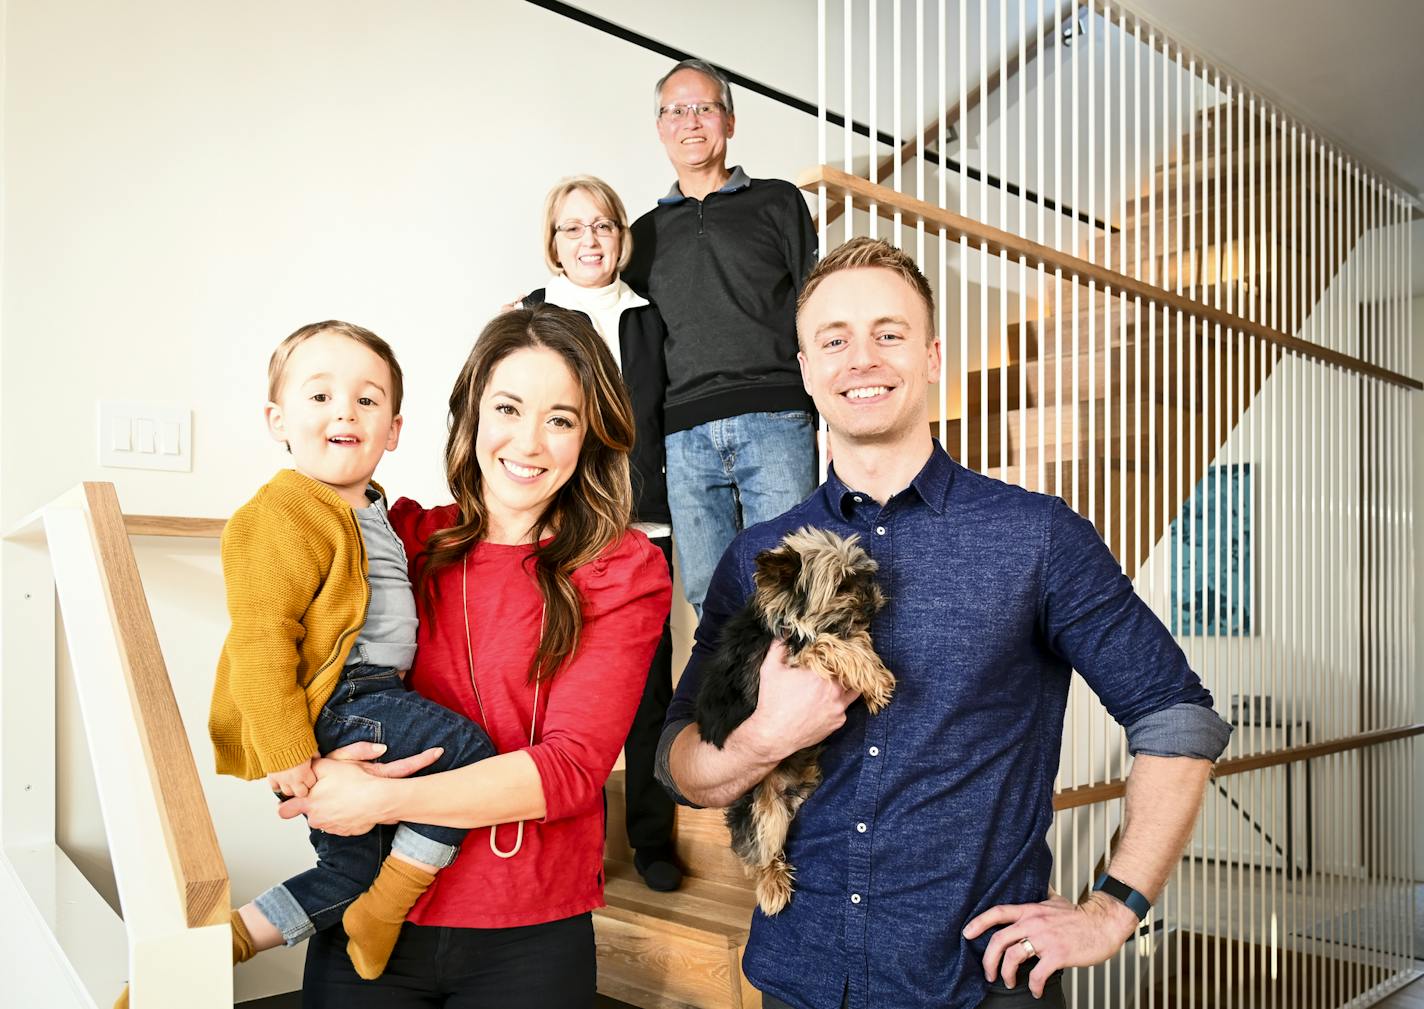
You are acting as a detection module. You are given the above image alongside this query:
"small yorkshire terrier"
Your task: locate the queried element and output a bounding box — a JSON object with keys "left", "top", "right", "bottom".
{"left": 695, "top": 527, "right": 893, "bottom": 915}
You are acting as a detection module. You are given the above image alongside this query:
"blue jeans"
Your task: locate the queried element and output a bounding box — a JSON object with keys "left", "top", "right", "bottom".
{"left": 254, "top": 664, "right": 495, "bottom": 945}
{"left": 665, "top": 410, "right": 817, "bottom": 615}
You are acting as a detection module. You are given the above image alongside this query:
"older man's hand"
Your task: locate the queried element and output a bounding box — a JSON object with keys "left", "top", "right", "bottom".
{"left": 961, "top": 890, "right": 1140, "bottom": 998}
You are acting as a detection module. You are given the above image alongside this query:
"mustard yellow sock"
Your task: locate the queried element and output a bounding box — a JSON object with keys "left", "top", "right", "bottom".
{"left": 231, "top": 908, "right": 258, "bottom": 964}
{"left": 342, "top": 857, "right": 435, "bottom": 980}
{"left": 115, "top": 909, "right": 257, "bottom": 1008}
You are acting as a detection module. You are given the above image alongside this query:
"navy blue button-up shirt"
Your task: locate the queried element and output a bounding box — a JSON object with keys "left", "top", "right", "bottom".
{"left": 659, "top": 445, "right": 1230, "bottom": 1009}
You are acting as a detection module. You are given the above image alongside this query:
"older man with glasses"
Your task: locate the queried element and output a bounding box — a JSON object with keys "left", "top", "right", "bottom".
{"left": 625, "top": 59, "right": 819, "bottom": 619}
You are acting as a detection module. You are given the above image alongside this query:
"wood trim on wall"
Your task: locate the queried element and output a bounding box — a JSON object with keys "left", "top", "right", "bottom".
{"left": 124, "top": 515, "right": 227, "bottom": 539}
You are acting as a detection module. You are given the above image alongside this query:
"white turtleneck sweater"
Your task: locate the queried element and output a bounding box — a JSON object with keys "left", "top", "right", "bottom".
{"left": 543, "top": 273, "right": 646, "bottom": 365}
{"left": 539, "top": 273, "right": 671, "bottom": 540}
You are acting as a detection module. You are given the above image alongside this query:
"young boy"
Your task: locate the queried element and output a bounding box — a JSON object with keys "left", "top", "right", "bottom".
{"left": 209, "top": 321, "right": 494, "bottom": 980}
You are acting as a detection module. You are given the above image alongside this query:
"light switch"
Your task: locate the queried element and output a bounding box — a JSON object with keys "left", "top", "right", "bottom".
{"left": 98, "top": 401, "right": 192, "bottom": 472}
{"left": 160, "top": 421, "right": 181, "bottom": 455}
{"left": 135, "top": 418, "right": 157, "bottom": 453}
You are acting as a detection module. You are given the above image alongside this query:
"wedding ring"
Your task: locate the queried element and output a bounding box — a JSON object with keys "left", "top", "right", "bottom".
{"left": 1020, "top": 938, "right": 1037, "bottom": 957}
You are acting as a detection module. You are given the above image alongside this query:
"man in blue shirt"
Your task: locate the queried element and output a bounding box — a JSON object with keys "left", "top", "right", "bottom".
{"left": 657, "top": 238, "right": 1232, "bottom": 1009}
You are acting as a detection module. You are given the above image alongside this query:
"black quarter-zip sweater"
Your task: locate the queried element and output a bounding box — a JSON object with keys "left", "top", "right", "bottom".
{"left": 625, "top": 167, "right": 818, "bottom": 434}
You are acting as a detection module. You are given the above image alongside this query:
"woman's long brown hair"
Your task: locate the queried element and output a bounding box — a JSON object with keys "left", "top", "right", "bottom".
{"left": 418, "top": 305, "right": 635, "bottom": 683}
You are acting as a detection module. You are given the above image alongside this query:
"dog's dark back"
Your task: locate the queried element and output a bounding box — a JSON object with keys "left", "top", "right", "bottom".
{"left": 693, "top": 606, "right": 776, "bottom": 749}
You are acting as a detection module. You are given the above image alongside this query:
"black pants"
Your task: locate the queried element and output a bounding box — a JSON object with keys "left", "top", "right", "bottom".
{"left": 623, "top": 535, "right": 676, "bottom": 851}
{"left": 302, "top": 913, "right": 595, "bottom": 1009}
{"left": 760, "top": 972, "right": 1066, "bottom": 1009}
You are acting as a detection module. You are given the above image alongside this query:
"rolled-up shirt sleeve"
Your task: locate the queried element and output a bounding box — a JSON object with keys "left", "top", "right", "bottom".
{"left": 524, "top": 532, "right": 673, "bottom": 823}
{"left": 1125, "top": 701, "right": 1235, "bottom": 759}
{"left": 656, "top": 532, "right": 755, "bottom": 804}
{"left": 1040, "top": 498, "right": 1233, "bottom": 761}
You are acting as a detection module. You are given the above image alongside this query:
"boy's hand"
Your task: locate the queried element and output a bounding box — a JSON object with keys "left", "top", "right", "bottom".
{"left": 267, "top": 758, "right": 318, "bottom": 798}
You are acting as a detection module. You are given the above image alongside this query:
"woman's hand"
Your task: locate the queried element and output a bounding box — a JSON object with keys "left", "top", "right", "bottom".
{"left": 275, "top": 743, "right": 444, "bottom": 835}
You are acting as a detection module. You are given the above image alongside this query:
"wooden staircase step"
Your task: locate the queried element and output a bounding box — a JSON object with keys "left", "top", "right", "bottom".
{"left": 1129, "top": 162, "right": 1289, "bottom": 219}
{"left": 598, "top": 773, "right": 761, "bottom": 1009}
{"left": 1025, "top": 294, "right": 1272, "bottom": 363}
{"left": 602, "top": 862, "right": 756, "bottom": 944}
{"left": 605, "top": 770, "right": 750, "bottom": 889}
{"left": 960, "top": 337, "right": 1208, "bottom": 415}
{"left": 943, "top": 399, "right": 1197, "bottom": 467}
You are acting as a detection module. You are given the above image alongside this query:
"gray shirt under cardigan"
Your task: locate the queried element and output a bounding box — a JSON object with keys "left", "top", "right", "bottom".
{"left": 346, "top": 488, "right": 418, "bottom": 671}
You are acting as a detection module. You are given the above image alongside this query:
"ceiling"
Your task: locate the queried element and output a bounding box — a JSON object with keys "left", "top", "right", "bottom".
{"left": 1122, "top": 0, "right": 1424, "bottom": 207}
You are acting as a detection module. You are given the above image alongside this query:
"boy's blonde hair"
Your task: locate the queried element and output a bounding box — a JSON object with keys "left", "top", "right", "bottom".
{"left": 796, "top": 237, "right": 937, "bottom": 343}
{"left": 267, "top": 320, "right": 405, "bottom": 413}
{"left": 542, "top": 176, "right": 634, "bottom": 275}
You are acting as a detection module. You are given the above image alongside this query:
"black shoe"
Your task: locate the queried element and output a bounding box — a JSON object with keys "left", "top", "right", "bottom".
{"left": 633, "top": 846, "right": 684, "bottom": 892}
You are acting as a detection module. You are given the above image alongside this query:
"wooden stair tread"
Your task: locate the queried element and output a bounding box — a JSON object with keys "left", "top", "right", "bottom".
{"left": 601, "top": 862, "right": 755, "bottom": 946}
{"left": 606, "top": 770, "right": 753, "bottom": 889}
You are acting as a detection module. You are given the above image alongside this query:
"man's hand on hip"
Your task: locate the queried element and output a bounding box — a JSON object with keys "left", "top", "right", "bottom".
{"left": 961, "top": 890, "right": 1139, "bottom": 998}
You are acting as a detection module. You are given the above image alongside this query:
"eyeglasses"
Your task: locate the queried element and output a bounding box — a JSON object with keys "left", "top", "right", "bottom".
{"left": 658, "top": 101, "right": 727, "bottom": 122}
{"left": 554, "top": 220, "right": 620, "bottom": 240}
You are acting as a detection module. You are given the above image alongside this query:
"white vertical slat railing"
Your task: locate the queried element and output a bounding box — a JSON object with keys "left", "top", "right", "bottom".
{"left": 809, "top": 3, "right": 1419, "bottom": 1006}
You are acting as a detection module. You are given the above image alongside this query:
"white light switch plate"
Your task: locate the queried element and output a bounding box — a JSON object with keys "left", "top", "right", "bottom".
{"left": 98, "top": 401, "right": 192, "bottom": 472}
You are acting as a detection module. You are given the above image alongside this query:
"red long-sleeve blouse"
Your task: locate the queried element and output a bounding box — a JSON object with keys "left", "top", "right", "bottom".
{"left": 388, "top": 499, "right": 671, "bottom": 928}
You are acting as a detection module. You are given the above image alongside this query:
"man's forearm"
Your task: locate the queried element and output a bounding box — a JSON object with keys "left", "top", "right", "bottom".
{"left": 667, "top": 722, "right": 785, "bottom": 808}
{"left": 1101, "top": 753, "right": 1213, "bottom": 900}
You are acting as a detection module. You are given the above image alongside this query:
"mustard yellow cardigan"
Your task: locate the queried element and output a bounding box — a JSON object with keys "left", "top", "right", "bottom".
{"left": 208, "top": 469, "right": 372, "bottom": 780}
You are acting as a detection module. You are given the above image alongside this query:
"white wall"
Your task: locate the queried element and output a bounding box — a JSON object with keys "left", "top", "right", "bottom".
{"left": 0, "top": 1, "right": 819, "bottom": 999}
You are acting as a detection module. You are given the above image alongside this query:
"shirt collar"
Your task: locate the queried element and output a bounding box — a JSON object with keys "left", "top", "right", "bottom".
{"left": 658, "top": 165, "right": 751, "bottom": 204}
{"left": 824, "top": 441, "right": 955, "bottom": 518}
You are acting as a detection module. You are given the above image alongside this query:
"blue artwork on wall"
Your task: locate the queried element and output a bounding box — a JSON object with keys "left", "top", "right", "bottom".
{"left": 1170, "top": 463, "right": 1253, "bottom": 636}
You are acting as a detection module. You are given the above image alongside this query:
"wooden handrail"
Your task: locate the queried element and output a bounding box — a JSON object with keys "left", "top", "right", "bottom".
{"left": 1053, "top": 723, "right": 1424, "bottom": 811}
{"left": 86, "top": 484, "right": 229, "bottom": 927}
{"left": 827, "top": 0, "right": 1082, "bottom": 227}
{"left": 800, "top": 164, "right": 1423, "bottom": 391}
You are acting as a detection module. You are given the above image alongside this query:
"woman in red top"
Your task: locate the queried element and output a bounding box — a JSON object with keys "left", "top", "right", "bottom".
{"left": 292, "top": 306, "right": 672, "bottom": 1008}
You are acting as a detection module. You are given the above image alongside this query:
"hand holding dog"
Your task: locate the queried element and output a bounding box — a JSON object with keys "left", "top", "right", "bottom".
{"left": 961, "top": 889, "right": 1139, "bottom": 998}
{"left": 742, "top": 640, "right": 861, "bottom": 761}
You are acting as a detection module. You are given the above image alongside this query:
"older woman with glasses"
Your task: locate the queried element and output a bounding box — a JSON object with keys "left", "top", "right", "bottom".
{"left": 519, "top": 175, "right": 681, "bottom": 893}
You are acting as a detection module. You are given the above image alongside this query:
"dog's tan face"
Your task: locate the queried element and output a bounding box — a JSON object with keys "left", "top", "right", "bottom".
{"left": 753, "top": 527, "right": 886, "bottom": 643}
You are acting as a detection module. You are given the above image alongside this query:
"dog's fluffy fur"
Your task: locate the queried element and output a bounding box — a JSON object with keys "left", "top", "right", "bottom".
{"left": 694, "top": 526, "right": 893, "bottom": 915}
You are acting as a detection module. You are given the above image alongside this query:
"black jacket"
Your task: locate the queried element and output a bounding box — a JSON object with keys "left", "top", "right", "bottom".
{"left": 624, "top": 170, "right": 817, "bottom": 433}
{"left": 522, "top": 288, "right": 670, "bottom": 527}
